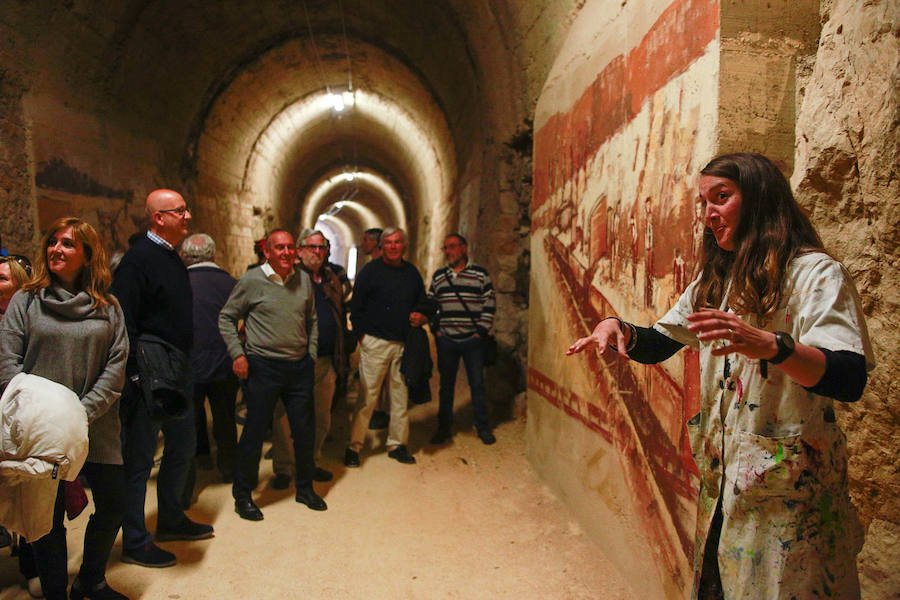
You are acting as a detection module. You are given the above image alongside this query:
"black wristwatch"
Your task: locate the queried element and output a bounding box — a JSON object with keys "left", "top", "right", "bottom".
{"left": 769, "top": 331, "right": 796, "bottom": 365}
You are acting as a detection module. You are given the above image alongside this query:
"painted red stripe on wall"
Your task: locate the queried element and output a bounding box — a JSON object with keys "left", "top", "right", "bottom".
{"left": 533, "top": 0, "right": 719, "bottom": 212}
{"left": 528, "top": 367, "right": 614, "bottom": 442}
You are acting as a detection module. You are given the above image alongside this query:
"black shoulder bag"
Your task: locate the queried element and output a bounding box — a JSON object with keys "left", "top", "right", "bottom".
{"left": 450, "top": 284, "right": 498, "bottom": 367}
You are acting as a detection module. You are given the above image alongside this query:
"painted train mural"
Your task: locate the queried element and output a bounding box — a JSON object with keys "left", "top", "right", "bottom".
{"left": 527, "top": 0, "right": 719, "bottom": 592}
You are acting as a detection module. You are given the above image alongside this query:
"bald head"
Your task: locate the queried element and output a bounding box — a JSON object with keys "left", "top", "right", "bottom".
{"left": 146, "top": 189, "right": 184, "bottom": 216}
{"left": 146, "top": 188, "right": 191, "bottom": 245}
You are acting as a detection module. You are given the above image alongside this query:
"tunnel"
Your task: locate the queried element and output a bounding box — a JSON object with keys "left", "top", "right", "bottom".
{"left": 0, "top": 1, "right": 897, "bottom": 598}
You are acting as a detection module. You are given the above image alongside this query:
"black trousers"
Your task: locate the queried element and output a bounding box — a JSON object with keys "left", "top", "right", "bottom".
{"left": 232, "top": 354, "right": 315, "bottom": 499}
{"left": 31, "top": 462, "right": 126, "bottom": 600}
{"left": 193, "top": 375, "right": 239, "bottom": 478}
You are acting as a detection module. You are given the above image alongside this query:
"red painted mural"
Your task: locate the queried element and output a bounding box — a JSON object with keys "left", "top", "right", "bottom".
{"left": 528, "top": 0, "right": 720, "bottom": 593}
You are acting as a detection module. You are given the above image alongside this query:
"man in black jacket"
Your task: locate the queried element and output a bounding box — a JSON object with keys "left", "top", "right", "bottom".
{"left": 344, "top": 228, "right": 430, "bottom": 467}
{"left": 111, "top": 189, "right": 213, "bottom": 569}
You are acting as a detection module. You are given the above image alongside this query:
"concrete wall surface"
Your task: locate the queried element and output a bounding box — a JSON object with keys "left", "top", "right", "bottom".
{"left": 527, "top": 0, "right": 899, "bottom": 598}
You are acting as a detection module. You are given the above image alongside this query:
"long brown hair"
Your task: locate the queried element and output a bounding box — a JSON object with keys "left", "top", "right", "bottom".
{"left": 23, "top": 217, "right": 115, "bottom": 308}
{"left": 692, "top": 153, "right": 823, "bottom": 320}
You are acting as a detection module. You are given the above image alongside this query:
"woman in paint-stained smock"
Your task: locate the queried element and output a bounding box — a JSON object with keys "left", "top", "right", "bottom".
{"left": 0, "top": 217, "right": 130, "bottom": 600}
{"left": 567, "top": 153, "right": 873, "bottom": 599}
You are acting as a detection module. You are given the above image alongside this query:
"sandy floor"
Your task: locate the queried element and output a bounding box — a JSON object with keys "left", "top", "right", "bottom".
{"left": 0, "top": 381, "right": 634, "bottom": 599}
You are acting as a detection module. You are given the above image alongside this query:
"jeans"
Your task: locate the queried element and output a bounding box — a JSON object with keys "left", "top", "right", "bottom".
{"left": 436, "top": 335, "right": 489, "bottom": 432}
{"left": 194, "top": 376, "right": 239, "bottom": 478}
{"left": 31, "top": 463, "right": 125, "bottom": 599}
{"left": 233, "top": 354, "right": 315, "bottom": 499}
{"left": 120, "top": 380, "right": 196, "bottom": 550}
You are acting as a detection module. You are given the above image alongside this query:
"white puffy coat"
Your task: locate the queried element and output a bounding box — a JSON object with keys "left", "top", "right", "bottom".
{"left": 0, "top": 372, "right": 89, "bottom": 540}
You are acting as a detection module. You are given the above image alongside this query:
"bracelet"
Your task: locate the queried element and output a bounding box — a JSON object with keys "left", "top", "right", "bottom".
{"left": 604, "top": 317, "right": 637, "bottom": 353}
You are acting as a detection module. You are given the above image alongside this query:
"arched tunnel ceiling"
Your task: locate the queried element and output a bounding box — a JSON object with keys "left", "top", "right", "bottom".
{"left": 302, "top": 169, "right": 406, "bottom": 233}
{"left": 104, "top": 0, "right": 488, "bottom": 169}
{"left": 2, "top": 0, "right": 539, "bottom": 272}
{"left": 193, "top": 35, "right": 455, "bottom": 271}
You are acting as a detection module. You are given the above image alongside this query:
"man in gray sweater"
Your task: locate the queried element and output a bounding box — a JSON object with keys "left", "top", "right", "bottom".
{"left": 218, "top": 229, "right": 325, "bottom": 521}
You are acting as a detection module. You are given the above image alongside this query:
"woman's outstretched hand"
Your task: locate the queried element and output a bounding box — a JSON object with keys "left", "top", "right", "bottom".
{"left": 566, "top": 318, "right": 629, "bottom": 357}
{"left": 686, "top": 309, "right": 777, "bottom": 359}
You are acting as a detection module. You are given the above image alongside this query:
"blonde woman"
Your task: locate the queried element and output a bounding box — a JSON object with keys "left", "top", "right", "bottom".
{"left": 0, "top": 217, "right": 129, "bottom": 600}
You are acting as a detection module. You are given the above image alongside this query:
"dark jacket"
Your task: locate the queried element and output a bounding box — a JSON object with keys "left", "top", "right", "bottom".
{"left": 135, "top": 333, "right": 190, "bottom": 420}
{"left": 400, "top": 298, "right": 438, "bottom": 391}
{"left": 187, "top": 264, "right": 236, "bottom": 383}
{"left": 400, "top": 326, "right": 432, "bottom": 390}
{"left": 302, "top": 264, "right": 350, "bottom": 379}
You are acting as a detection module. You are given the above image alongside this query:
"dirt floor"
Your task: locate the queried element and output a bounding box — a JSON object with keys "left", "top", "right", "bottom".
{"left": 0, "top": 378, "right": 635, "bottom": 599}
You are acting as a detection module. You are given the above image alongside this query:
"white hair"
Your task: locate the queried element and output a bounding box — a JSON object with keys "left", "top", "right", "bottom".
{"left": 180, "top": 233, "right": 216, "bottom": 265}
{"left": 381, "top": 227, "right": 406, "bottom": 243}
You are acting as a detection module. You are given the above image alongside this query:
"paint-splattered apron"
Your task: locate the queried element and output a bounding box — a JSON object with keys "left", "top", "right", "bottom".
{"left": 654, "top": 252, "right": 874, "bottom": 599}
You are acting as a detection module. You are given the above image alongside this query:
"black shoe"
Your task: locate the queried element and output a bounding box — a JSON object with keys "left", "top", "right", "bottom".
{"left": 313, "top": 467, "right": 333, "bottom": 482}
{"left": 388, "top": 445, "right": 416, "bottom": 464}
{"left": 344, "top": 448, "right": 360, "bottom": 468}
{"left": 70, "top": 578, "right": 128, "bottom": 600}
{"left": 270, "top": 473, "right": 292, "bottom": 490}
{"left": 368, "top": 410, "right": 390, "bottom": 430}
{"left": 121, "top": 542, "right": 176, "bottom": 568}
{"left": 477, "top": 429, "right": 497, "bottom": 445}
{"left": 295, "top": 486, "right": 328, "bottom": 511}
{"left": 429, "top": 429, "right": 453, "bottom": 445}
{"left": 155, "top": 517, "right": 214, "bottom": 542}
{"left": 234, "top": 497, "right": 264, "bottom": 521}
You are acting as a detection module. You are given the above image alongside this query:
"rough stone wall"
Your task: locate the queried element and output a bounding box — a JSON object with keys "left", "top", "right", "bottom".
{"left": 791, "top": 1, "right": 900, "bottom": 597}
{"left": 0, "top": 69, "right": 37, "bottom": 256}
{"left": 0, "top": 4, "right": 174, "bottom": 256}
{"left": 718, "top": 0, "right": 821, "bottom": 165}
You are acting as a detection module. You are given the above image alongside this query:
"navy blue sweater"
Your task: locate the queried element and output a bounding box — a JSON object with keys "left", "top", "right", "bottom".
{"left": 187, "top": 265, "right": 236, "bottom": 382}
{"left": 350, "top": 259, "right": 426, "bottom": 342}
{"left": 111, "top": 235, "right": 193, "bottom": 376}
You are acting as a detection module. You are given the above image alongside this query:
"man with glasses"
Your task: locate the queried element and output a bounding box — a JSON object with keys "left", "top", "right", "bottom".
{"left": 112, "top": 189, "right": 213, "bottom": 568}
{"left": 270, "top": 229, "right": 347, "bottom": 487}
{"left": 219, "top": 229, "right": 325, "bottom": 521}
{"left": 427, "top": 233, "right": 497, "bottom": 445}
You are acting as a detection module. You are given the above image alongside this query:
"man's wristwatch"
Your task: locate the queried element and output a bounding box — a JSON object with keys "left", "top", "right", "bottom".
{"left": 769, "top": 331, "right": 796, "bottom": 364}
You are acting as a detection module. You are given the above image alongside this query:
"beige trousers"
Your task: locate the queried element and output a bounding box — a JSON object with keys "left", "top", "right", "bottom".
{"left": 273, "top": 356, "right": 336, "bottom": 474}
{"left": 349, "top": 335, "right": 409, "bottom": 451}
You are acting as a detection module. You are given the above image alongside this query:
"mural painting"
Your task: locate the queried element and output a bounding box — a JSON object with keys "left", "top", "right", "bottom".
{"left": 35, "top": 158, "right": 142, "bottom": 251}
{"left": 528, "top": 0, "right": 719, "bottom": 593}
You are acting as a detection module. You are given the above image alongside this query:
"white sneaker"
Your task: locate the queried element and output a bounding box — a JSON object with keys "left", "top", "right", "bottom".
{"left": 27, "top": 576, "right": 43, "bottom": 598}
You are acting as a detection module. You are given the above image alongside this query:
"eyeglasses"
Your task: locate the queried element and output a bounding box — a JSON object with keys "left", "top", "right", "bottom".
{"left": 442, "top": 243, "right": 463, "bottom": 250}
{"left": 157, "top": 206, "right": 191, "bottom": 217}
{"left": 301, "top": 244, "right": 328, "bottom": 251}
{"left": 0, "top": 255, "right": 32, "bottom": 277}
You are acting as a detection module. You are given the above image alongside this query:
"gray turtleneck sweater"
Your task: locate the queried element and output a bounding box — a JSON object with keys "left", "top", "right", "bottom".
{"left": 0, "top": 284, "right": 129, "bottom": 464}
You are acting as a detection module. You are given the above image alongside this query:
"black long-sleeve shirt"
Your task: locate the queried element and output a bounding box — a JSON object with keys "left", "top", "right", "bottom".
{"left": 349, "top": 258, "right": 427, "bottom": 342}
{"left": 626, "top": 324, "right": 867, "bottom": 403}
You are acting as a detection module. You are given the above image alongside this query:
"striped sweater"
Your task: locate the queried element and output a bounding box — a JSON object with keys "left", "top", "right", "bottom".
{"left": 428, "top": 263, "right": 496, "bottom": 341}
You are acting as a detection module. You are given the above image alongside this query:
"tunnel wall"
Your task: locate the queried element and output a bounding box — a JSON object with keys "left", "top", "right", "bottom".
{"left": 790, "top": 2, "right": 900, "bottom": 598}
{"left": 526, "top": 0, "right": 900, "bottom": 598}
{"left": 528, "top": 1, "right": 720, "bottom": 596}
